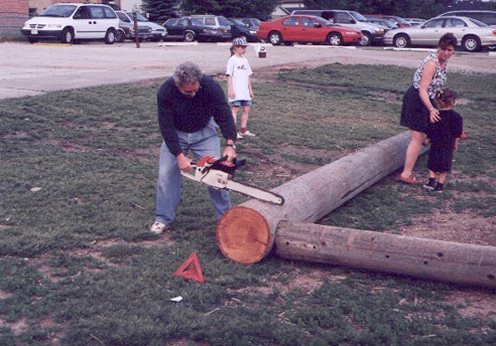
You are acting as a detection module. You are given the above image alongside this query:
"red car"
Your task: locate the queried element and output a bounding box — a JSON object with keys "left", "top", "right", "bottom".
{"left": 257, "top": 15, "right": 362, "bottom": 46}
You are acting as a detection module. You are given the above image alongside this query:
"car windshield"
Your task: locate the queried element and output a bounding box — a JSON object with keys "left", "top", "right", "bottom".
{"left": 117, "top": 12, "right": 131, "bottom": 22}
{"left": 468, "top": 18, "right": 488, "bottom": 27}
{"left": 315, "top": 17, "right": 335, "bottom": 26}
{"left": 382, "top": 19, "right": 397, "bottom": 28}
{"left": 251, "top": 18, "right": 261, "bottom": 26}
{"left": 40, "top": 4, "right": 77, "bottom": 17}
{"left": 394, "top": 17, "right": 409, "bottom": 24}
{"left": 349, "top": 11, "right": 368, "bottom": 22}
{"left": 230, "top": 18, "right": 246, "bottom": 26}
{"left": 218, "top": 16, "right": 232, "bottom": 26}
{"left": 126, "top": 12, "right": 149, "bottom": 22}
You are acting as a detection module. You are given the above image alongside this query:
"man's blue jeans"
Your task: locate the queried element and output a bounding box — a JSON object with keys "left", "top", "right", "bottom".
{"left": 154, "top": 121, "right": 232, "bottom": 226}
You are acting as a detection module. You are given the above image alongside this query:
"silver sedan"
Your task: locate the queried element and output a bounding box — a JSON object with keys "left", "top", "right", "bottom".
{"left": 384, "top": 16, "right": 496, "bottom": 52}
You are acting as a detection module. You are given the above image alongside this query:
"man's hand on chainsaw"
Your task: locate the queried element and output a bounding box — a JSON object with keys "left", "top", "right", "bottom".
{"left": 176, "top": 153, "right": 193, "bottom": 172}
{"left": 222, "top": 145, "right": 237, "bottom": 162}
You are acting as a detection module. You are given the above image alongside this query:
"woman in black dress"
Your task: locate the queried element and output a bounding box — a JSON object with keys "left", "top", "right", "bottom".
{"left": 399, "top": 33, "right": 457, "bottom": 184}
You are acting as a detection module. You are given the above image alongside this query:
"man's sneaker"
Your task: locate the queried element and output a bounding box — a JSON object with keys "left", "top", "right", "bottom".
{"left": 237, "top": 132, "right": 243, "bottom": 139}
{"left": 434, "top": 182, "right": 444, "bottom": 193}
{"left": 423, "top": 178, "right": 437, "bottom": 190}
{"left": 242, "top": 130, "right": 256, "bottom": 137}
{"left": 150, "top": 222, "right": 170, "bottom": 234}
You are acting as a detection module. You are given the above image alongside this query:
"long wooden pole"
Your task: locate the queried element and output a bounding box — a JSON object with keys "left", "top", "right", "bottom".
{"left": 217, "top": 131, "right": 425, "bottom": 264}
{"left": 276, "top": 221, "right": 496, "bottom": 288}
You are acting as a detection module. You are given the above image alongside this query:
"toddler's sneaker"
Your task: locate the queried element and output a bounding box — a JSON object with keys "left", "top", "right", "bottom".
{"left": 423, "top": 178, "right": 437, "bottom": 191}
{"left": 237, "top": 132, "right": 243, "bottom": 139}
{"left": 242, "top": 130, "right": 256, "bottom": 137}
{"left": 434, "top": 182, "right": 444, "bottom": 193}
{"left": 150, "top": 222, "right": 171, "bottom": 234}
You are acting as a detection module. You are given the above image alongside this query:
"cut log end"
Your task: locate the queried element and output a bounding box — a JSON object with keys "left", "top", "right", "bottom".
{"left": 216, "top": 206, "right": 271, "bottom": 264}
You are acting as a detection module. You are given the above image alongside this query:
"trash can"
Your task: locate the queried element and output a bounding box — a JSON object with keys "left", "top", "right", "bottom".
{"left": 258, "top": 47, "right": 266, "bottom": 58}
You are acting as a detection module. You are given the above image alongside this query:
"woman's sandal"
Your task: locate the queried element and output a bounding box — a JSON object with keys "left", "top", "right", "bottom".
{"left": 399, "top": 175, "right": 421, "bottom": 185}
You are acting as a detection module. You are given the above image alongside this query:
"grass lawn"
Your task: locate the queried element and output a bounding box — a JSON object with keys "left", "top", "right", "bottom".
{"left": 1, "top": 63, "right": 495, "bottom": 345}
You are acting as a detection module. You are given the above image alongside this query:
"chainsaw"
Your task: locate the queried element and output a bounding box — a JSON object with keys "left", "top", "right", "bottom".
{"left": 180, "top": 156, "right": 284, "bottom": 206}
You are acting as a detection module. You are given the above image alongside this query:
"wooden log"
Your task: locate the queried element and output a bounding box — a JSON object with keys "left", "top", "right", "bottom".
{"left": 276, "top": 221, "right": 496, "bottom": 288}
{"left": 217, "top": 131, "right": 425, "bottom": 264}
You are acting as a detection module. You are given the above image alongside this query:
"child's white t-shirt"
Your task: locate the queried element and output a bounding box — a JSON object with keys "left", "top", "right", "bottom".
{"left": 226, "top": 55, "right": 252, "bottom": 101}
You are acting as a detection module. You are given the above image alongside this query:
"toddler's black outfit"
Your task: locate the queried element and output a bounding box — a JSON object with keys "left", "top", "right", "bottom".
{"left": 424, "top": 109, "right": 463, "bottom": 173}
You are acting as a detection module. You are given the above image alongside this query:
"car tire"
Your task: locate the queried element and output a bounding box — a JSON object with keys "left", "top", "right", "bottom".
{"left": 184, "top": 31, "right": 195, "bottom": 42}
{"left": 327, "top": 32, "right": 343, "bottom": 46}
{"left": 359, "top": 32, "right": 372, "bottom": 46}
{"left": 393, "top": 34, "right": 410, "bottom": 48}
{"left": 115, "top": 29, "right": 125, "bottom": 43}
{"left": 462, "top": 35, "right": 481, "bottom": 52}
{"left": 268, "top": 31, "right": 282, "bottom": 46}
{"left": 61, "top": 28, "right": 74, "bottom": 44}
{"left": 104, "top": 29, "right": 116, "bottom": 45}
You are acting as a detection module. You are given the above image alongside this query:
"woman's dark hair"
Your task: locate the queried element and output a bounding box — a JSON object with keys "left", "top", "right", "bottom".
{"left": 434, "top": 88, "right": 457, "bottom": 108}
{"left": 438, "top": 33, "right": 457, "bottom": 49}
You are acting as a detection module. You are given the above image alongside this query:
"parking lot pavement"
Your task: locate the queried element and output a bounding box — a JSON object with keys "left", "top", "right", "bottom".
{"left": 0, "top": 41, "right": 494, "bottom": 100}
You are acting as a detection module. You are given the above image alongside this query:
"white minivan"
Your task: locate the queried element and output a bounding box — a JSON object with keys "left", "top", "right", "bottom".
{"left": 21, "top": 3, "right": 120, "bottom": 44}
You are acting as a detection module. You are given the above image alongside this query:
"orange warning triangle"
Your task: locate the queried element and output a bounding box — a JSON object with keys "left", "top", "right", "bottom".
{"left": 174, "top": 252, "right": 205, "bottom": 283}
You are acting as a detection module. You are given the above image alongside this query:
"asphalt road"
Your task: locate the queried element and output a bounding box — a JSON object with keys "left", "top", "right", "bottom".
{"left": 0, "top": 41, "right": 494, "bottom": 100}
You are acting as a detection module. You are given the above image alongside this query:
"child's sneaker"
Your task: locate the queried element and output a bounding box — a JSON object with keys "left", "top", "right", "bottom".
{"left": 434, "top": 182, "right": 444, "bottom": 193}
{"left": 237, "top": 132, "right": 243, "bottom": 139}
{"left": 242, "top": 130, "right": 256, "bottom": 137}
{"left": 423, "top": 178, "right": 437, "bottom": 190}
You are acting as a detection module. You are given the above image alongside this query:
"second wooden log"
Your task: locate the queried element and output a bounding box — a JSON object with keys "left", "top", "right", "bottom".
{"left": 276, "top": 221, "right": 496, "bottom": 288}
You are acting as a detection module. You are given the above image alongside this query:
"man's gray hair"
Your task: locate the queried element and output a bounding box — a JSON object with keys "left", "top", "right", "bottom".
{"left": 173, "top": 62, "right": 203, "bottom": 85}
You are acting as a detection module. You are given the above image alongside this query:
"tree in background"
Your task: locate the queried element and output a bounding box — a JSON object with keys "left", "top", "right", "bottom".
{"left": 180, "top": 0, "right": 280, "bottom": 19}
{"left": 302, "top": 0, "right": 462, "bottom": 18}
{"left": 142, "top": 0, "right": 181, "bottom": 22}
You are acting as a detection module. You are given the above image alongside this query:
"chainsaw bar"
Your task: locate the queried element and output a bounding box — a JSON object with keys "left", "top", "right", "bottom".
{"left": 224, "top": 179, "right": 284, "bottom": 206}
{"left": 180, "top": 156, "right": 284, "bottom": 206}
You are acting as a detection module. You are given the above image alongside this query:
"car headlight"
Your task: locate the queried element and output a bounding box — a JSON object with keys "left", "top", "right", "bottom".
{"left": 249, "top": 30, "right": 256, "bottom": 34}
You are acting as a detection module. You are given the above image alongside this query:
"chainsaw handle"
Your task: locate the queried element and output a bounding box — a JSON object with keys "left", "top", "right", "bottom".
{"left": 191, "top": 155, "right": 228, "bottom": 166}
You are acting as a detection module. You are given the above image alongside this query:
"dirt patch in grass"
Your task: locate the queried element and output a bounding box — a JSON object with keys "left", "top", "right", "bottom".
{"left": 1, "top": 317, "right": 28, "bottom": 336}
{"left": 28, "top": 237, "right": 176, "bottom": 283}
{"left": 0, "top": 224, "right": 12, "bottom": 231}
{"left": 0, "top": 131, "right": 31, "bottom": 140}
{"left": 43, "top": 139, "right": 159, "bottom": 158}
{"left": 0, "top": 290, "right": 13, "bottom": 299}
{"left": 447, "top": 290, "right": 496, "bottom": 319}
{"left": 397, "top": 212, "right": 496, "bottom": 246}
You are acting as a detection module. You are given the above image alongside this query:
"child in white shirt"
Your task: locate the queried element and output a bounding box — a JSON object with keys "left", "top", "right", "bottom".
{"left": 226, "top": 37, "right": 254, "bottom": 139}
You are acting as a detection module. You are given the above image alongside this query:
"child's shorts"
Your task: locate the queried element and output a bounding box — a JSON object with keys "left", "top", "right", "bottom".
{"left": 230, "top": 100, "right": 252, "bottom": 107}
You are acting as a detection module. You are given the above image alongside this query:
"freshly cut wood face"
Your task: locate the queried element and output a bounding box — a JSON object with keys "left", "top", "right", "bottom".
{"left": 216, "top": 206, "right": 271, "bottom": 264}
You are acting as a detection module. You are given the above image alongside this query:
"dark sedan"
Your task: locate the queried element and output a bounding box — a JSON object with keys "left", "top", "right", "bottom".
{"left": 164, "top": 16, "right": 230, "bottom": 42}
{"left": 228, "top": 18, "right": 259, "bottom": 41}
